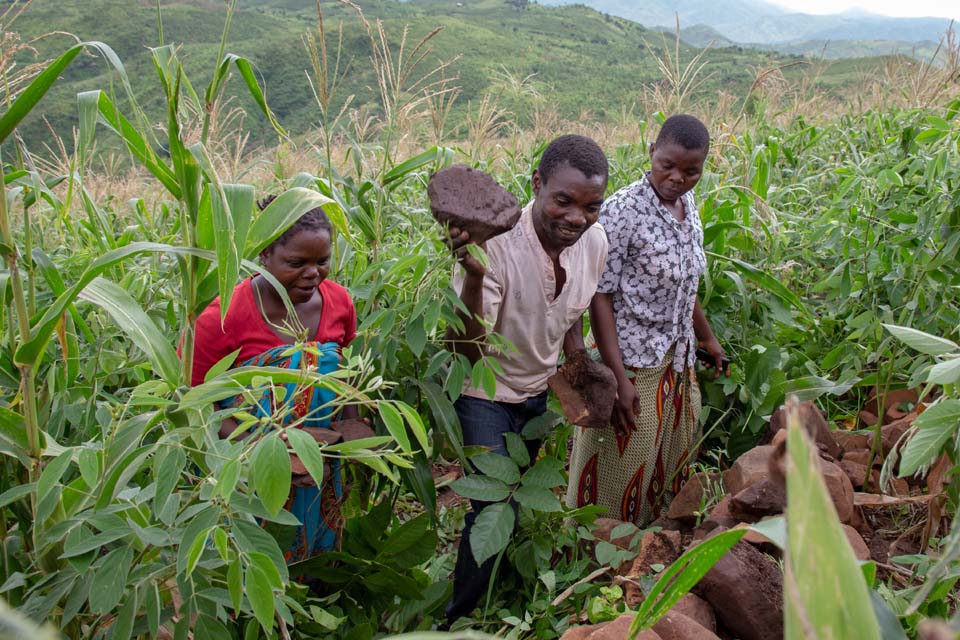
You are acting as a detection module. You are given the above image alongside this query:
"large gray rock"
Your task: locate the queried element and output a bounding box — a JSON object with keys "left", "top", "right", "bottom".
{"left": 428, "top": 165, "right": 520, "bottom": 244}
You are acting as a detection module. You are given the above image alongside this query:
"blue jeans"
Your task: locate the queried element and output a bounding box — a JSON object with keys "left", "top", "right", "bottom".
{"left": 445, "top": 391, "right": 548, "bottom": 623}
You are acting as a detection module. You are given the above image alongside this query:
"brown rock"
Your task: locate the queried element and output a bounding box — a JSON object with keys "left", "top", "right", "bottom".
{"left": 705, "top": 496, "right": 749, "bottom": 529}
{"left": 666, "top": 473, "right": 719, "bottom": 524}
{"left": 820, "top": 459, "right": 856, "bottom": 524}
{"left": 880, "top": 389, "right": 919, "bottom": 424}
{"left": 882, "top": 412, "right": 917, "bottom": 454}
{"left": 858, "top": 410, "right": 879, "bottom": 427}
{"left": 892, "top": 477, "right": 910, "bottom": 496}
{"left": 652, "top": 611, "right": 721, "bottom": 640}
{"left": 767, "top": 402, "right": 842, "bottom": 460}
{"left": 842, "top": 448, "right": 875, "bottom": 467}
{"left": 835, "top": 430, "right": 871, "bottom": 452}
{"left": 560, "top": 624, "right": 601, "bottom": 640}
{"left": 586, "top": 614, "right": 661, "bottom": 640}
{"left": 623, "top": 530, "right": 683, "bottom": 606}
{"left": 771, "top": 429, "right": 787, "bottom": 447}
{"left": 694, "top": 541, "right": 784, "bottom": 640}
{"left": 428, "top": 165, "right": 520, "bottom": 244}
{"left": 723, "top": 446, "right": 775, "bottom": 495}
{"left": 648, "top": 515, "right": 685, "bottom": 532}
{"left": 839, "top": 459, "right": 869, "bottom": 489}
{"left": 549, "top": 350, "right": 617, "bottom": 428}
{"left": 632, "top": 530, "right": 683, "bottom": 575}
{"left": 335, "top": 418, "right": 376, "bottom": 442}
{"left": 842, "top": 524, "right": 871, "bottom": 561}
{"left": 670, "top": 594, "right": 716, "bottom": 633}
{"left": 731, "top": 479, "right": 786, "bottom": 516}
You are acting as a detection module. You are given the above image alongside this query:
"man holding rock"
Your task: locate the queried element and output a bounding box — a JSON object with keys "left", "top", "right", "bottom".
{"left": 440, "top": 134, "right": 609, "bottom": 625}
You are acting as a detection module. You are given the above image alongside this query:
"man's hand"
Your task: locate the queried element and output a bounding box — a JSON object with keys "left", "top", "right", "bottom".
{"left": 698, "top": 336, "right": 729, "bottom": 378}
{"left": 613, "top": 378, "right": 640, "bottom": 437}
{"left": 446, "top": 225, "right": 486, "bottom": 278}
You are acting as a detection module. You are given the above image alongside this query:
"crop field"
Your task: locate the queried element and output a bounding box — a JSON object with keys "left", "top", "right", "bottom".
{"left": 0, "top": 1, "right": 959, "bottom": 639}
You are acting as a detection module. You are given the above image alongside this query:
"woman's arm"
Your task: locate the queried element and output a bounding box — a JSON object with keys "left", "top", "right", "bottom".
{"left": 693, "top": 297, "right": 727, "bottom": 377}
{"left": 591, "top": 292, "right": 638, "bottom": 435}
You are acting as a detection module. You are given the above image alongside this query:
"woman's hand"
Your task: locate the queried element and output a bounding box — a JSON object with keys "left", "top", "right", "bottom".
{"left": 613, "top": 378, "right": 640, "bottom": 437}
{"left": 699, "top": 336, "right": 729, "bottom": 378}
{"left": 446, "top": 225, "right": 486, "bottom": 278}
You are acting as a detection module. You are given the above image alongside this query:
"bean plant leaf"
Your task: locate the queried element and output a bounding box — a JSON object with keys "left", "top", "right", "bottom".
{"left": 286, "top": 428, "right": 328, "bottom": 488}
{"left": 883, "top": 324, "right": 959, "bottom": 356}
{"left": 470, "top": 453, "right": 520, "bottom": 485}
{"left": 378, "top": 401, "right": 412, "bottom": 452}
{"left": 450, "top": 475, "right": 512, "bottom": 502}
{"left": 469, "top": 503, "right": 515, "bottom": 566}
{"left": 246, "top": 564, "right": 276, "bottom": 631}
{"left": 252, "top": 435, "right": 291, "bottom": 517}
{"left": 395, "top": 400, "right": 430, "bottom": 455}
{"left": 513, "top": 485, "right": 562, "bottom": 512}
{"left": 521, "top": 458, "right": 565, "bottom": 489}
{"left": 520, "top": 410, "right": 562, "bottom": 441}
{"left": 503, "top": 432, "right": 530, "bottom": 468}
{"left": 899, "top": 400, "right": 960, "bottom": 476}
{"left": 927, "top": 358, "right": 960, "bottom": 385}
{"left": 89, "top": 545, "right": 133, "bottom": 614}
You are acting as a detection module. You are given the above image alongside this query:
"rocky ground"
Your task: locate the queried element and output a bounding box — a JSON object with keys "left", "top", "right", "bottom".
{"left": 559, "top": 392, "right": 946, "bottom": 640}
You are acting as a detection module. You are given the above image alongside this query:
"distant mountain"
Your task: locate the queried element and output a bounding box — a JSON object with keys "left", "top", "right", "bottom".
{"left": 540, "top": 0, "right": 953, "bottom": 50}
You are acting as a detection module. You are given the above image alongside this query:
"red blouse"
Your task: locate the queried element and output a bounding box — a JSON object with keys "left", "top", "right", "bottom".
{"left": 190, "top": 278, "right": 357, "bottom": 386}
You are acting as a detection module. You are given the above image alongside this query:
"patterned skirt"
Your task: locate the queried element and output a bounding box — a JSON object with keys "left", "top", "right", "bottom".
{"left": 565, "top": 349, "right": 701, "bottom": 526}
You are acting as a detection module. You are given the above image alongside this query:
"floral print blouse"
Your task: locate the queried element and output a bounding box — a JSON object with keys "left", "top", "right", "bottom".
{"left": 596, "top": 173, "right": 706, "bottom": 372}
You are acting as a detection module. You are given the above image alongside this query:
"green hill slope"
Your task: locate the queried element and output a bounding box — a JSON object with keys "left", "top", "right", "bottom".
{"left": 16, "top": 0, "right": 885, "bottom": 150}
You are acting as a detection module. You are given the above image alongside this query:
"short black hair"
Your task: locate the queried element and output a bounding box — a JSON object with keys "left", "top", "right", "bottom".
{"left": 538, "top": 134, "right": 608, "bottom": 184}
{"left": 655, "top": 114, "right": 710, "bottom": 152}
{"left": 258, "top": 195, "right": 333, "bottom": 250}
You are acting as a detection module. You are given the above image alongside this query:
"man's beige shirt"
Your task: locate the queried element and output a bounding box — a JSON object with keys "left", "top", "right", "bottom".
{"left": 454, "top": 202, "right": 608, "bottom": 403}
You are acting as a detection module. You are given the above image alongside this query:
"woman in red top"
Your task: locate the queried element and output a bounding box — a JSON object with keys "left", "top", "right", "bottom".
{"left": 191, "top": 197, "right": 357, "bottom": 560}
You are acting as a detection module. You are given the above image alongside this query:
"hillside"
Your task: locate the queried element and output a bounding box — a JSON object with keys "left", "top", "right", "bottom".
{"left": 16, "top": 0, "right": 887, "bottom": 150}
{"left": 541, "top": 0, "right": 954, "bottom": 55}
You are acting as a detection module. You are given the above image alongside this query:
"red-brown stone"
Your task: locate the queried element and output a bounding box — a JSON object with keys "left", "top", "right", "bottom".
{"left": 428, "top": 165, "right": 520, "bottom": 244}
{"left": 670, "top": 593, "right": 716, "bottom": 633}
{"left": 694, "top": 541, "right": 784, "bottom": 640}
{"left": 835, "top": 430, "right": 871, "bottom": 452}
{"left": 652, "top": 611, "right": 721, "bottom": 640}
{"left": 839, "top": 459, "right": 869, "bottom": 489}
{"left": 731, "top": 478, "right": 786, "bottom": 516}
{"left": 842, "top": 524, "right": 871, "bottom": 561}
{"left": 723, "top": 446, "right": 774, "bottom": 495}
{"left": 549, "top": 350, "right": 617, "bottom": 428}
{"left": 666, "top": 472, "right": 719, "bottom": 524}
{"left": 767, "top": 402, "right": 841, "bottom": 459}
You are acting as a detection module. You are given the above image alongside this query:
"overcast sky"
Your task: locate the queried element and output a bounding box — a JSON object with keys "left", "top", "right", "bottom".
{"left": 766, "top": 0, "right": 960, "bottom": 19}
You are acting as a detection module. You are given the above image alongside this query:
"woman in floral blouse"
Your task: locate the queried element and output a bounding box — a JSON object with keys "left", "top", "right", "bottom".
{"left": 566, "top": 114, "right": 727, "bottom": 525}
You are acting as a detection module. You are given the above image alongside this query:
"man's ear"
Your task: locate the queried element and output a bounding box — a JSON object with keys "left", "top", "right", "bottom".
{"left": 532, "top": 168, "right": 542, "bottom": 195}
{"left": 649, "top": 142, "right": 656, "bottom": 157}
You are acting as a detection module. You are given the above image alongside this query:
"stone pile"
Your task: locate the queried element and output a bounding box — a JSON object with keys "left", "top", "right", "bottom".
{"left": 562, "top": 398, "right": 926, "bottom": 640}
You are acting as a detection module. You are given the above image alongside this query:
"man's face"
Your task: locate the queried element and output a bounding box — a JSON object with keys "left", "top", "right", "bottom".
{"left": 531, "top": 163, "right": 606, "bottom": 251}
{"left": 648, "top": 142, "right": 707, "bottom": 203}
